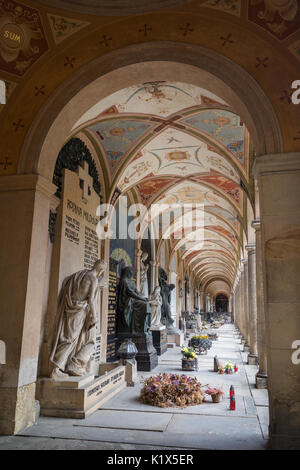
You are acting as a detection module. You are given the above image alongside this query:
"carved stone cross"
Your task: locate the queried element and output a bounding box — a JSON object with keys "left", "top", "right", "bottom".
{"left": 78, "top": 161, "right": 93, "bottom": 203}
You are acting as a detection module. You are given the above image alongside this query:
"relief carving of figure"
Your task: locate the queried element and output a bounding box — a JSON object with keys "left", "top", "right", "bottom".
{"left": 50, "top": 259, "right": 107, "bottom": 379}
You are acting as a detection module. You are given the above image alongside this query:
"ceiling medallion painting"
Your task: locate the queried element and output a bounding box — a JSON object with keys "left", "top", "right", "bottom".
{"left": 0, "top": 0, "right": 48, "bottom": 76}
{"left": 248, "top": 0, "right": 300, "bottom": 39}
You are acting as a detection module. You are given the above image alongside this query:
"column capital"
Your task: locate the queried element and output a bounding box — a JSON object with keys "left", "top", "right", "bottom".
{"left": 241, "top": 258, "right": 248, "bottom": 265}
{"left": 0, "top": 174, "right": 57, "bottom": 199}
{"left": 245, "top": 243, "right": 256, "bottom": 253}
{"left": 251, "top": 219, "right": 261, "bottom": 231}
{"left": 253, "top": 152, "right": 300, "bottom": 178}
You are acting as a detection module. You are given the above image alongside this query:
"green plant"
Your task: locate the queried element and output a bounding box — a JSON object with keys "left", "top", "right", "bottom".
{"left": 181, "top": 346, "right": 197, "bottom": 360}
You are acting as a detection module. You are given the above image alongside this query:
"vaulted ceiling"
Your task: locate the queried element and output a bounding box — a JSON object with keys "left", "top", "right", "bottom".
{"left": 73, "top": 81, "right": 252, "bottom": 290}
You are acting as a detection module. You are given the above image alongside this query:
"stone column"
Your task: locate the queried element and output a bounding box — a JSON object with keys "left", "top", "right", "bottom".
{"left": 149, "top": 260, "right": 156, "bottom": 293}
{"left": 252, "top": 219, "right": 268, "bottom": 387}
{"left": 246, "top": 244, "right": 258, "bottom": 364}
{"left": 239, "top": 266, "right": 246, "bottom": 343}
{"left": 242, "top": 258, "right": 250, "bottom": 352}
{"left": 135, "top": 248, "right": 143, "bottom": 291}
{"left": 0, "top": 174, "right": 56, "bottom": 435}
{"left": 200, "top": 289, "right": 205, "bottom": 311}
{"left": 254, "top": 152, "right": 300, "bottom": 449}
{"left": 237, "top": 275, "right": 243, "bottom": 337}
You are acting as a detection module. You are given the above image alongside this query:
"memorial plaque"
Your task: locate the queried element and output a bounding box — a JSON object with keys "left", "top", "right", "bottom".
{"left": 57, "top": 165, "right": 102, "bottom": 365}
{"left": 106, "top": 258, "right": 119, "bottom": 362}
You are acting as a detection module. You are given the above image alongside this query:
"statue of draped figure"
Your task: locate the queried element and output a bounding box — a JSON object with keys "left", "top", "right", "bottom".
{"left": 117, "top": 266, "right": 151, "bottom": 337}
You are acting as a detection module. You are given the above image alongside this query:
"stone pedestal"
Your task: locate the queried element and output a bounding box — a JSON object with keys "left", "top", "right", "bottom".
{"left": 167, "top": 332, "right": 184, "bottom": 347}
{"left": 255, "top": 372, "right": 268, "bottom": 389}
{"left": 248, "top": 354, "right": 259, "bottom": 365}
{"left": 151, "top": 327, "right": 167, "bottom": 356}
{"left": 130, "top": 335, "right": 158, "bottom": 371}
{"left": 36, "top": 365, "right": 126, "bottom": 418}
{"left": 123, "top": 359, "right": 138, "bottom": 387}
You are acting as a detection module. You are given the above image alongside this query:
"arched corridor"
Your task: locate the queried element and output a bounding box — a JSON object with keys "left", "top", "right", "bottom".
{"left": 0, "top": 0, "right": 300, "bottom": 452}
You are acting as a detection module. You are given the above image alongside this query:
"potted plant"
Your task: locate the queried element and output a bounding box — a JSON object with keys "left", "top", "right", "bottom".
{"left": 189, "top": 335, "right": 212, "bottom": 355}
{"left": 181, "top": 346, "right": 198, "bottom": 370}
{"left": 224, "top": 361, "right": 234, "bottom": 374}
{"left": 204, "top": 386, "right": 224, "bottom": 403}
{"left": 218, "top": 365, "right": 224, "bottom": 374}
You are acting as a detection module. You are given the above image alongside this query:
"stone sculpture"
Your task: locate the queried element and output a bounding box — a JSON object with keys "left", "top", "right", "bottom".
{"left": 139, "top": 251, "right": 149, "bottom": 297}
{"left": 149, "top": 286, "right": 163, "bottom": 329}
{"left": 117, "top": 266, "right": 151, "bottom": 336}
{"left": 158, "top": 267, "right": 175, "bottom": 328}
{"left": 50, "top": 259, "right": 107, "bottom": 379}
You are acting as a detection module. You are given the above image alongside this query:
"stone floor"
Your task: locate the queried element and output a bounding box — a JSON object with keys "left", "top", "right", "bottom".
{"left": 0, "top": 324, "right": 269, "bottom": 450}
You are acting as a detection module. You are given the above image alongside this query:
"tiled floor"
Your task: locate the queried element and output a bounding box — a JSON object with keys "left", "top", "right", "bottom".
{"left": 0, "top": 324, "right": 269, "bottom": 450}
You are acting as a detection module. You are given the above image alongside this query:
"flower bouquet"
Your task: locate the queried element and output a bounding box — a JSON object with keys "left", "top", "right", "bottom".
{"left": 140, "top": 373, "right": 205, "bottom": 408}
{"left": 224, "top": 361, "right": 235, "bottom": 374}
{"left": 204, "top": 386, "right": 224, "bottom": 403}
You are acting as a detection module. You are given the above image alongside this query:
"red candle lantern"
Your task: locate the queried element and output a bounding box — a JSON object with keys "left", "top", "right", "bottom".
{"left": 230, "top": 396, "right": 236, "bottom": 410}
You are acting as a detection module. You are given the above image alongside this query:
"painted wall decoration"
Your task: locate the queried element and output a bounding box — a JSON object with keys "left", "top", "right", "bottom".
{"left": 193, "top": 172, "right": 242, "bottom": 210}
{"left": 248, "top": 0, "right": 300, "bottom": 39}
{"left": 88, "top": 118, "right": 153, "bottom": 170}
{"left": 136, "top": 177, "right": 175, "bottom": 205}
{"left": 47, "top": 14, "right": 89, "bottom": 45}
{"left": 73, "top": 82, "right": 228, "bottom": 129}
{"left": 0, "top": 0, "right": 48, "bottom": 76}
{"left": 181, "top": 110, "right": 247, "bottom": 167}
{"left": 205, "top": 204, "right": 238, "bottom": 228}
{"left": 202, "top": 0, "right": 241, "bottom": 17}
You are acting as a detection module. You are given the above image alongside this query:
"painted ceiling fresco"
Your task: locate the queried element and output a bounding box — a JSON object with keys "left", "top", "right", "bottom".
{"left": 76, "top": 82, "right": 251, "bottom": 288}
{"left": 74, "top": 82, "right": 227, "bottom": 129}
{"left": 181, "top": 109, "right": 247, "bottom": 166}
{"left": 88, "top": 118, "right": 153, "bottom": 169}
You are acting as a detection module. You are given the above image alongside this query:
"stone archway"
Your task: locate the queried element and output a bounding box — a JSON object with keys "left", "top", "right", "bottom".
{"left": 4, "top": 41, "right": 298, "bottom": 448}
{"left": 19, "top": 41, "right": 283, "bottom": 181}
